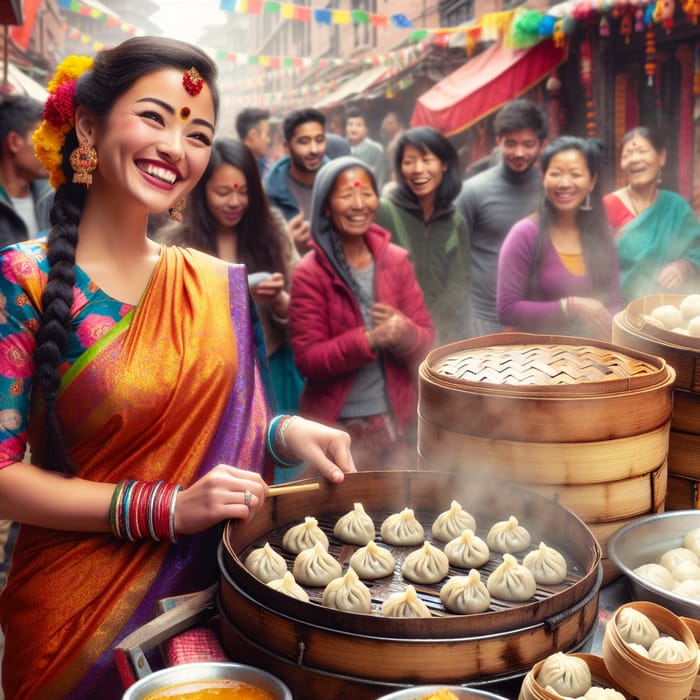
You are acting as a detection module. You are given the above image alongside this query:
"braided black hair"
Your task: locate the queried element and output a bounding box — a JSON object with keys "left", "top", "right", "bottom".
{"left": 36, "top": 37, "right": 219, "bottom": 473}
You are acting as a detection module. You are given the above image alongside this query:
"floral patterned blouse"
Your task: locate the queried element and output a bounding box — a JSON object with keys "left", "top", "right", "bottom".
{"left": 0, "top": 240, "right": 133, "bottom": 467}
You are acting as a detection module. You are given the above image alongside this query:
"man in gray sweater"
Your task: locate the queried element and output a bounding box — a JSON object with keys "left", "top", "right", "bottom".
{"left": 457, "top": 99, "right": 548, "bottom": 337}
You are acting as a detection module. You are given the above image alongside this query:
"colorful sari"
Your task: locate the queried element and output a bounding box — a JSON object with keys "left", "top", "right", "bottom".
{"left": 604, "top": 189, "right": 700, "bottom": 302}
{"left": 0, "top": 246, "right": 270, "bottom": 699}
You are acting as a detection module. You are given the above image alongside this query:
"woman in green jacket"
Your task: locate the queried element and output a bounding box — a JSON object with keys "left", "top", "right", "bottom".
{"left": 374, "top": 126, "right": 470, "bottom": 345}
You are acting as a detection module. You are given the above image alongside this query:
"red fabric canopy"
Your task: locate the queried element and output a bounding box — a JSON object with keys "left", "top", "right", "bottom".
{"left": 411, "top": 39, "right": 568, "bottom": 137}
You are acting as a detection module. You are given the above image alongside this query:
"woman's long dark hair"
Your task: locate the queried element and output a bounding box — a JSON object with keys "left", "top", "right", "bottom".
{"left": 35, "top": 37, "right": 219, "bottom": 474}
{"left": 393, "top": 126, "right": 462, "bottom": 211}
{"left": 183, "top": 138, "right": 286, "bottom": 274}
{"left": 530, "top": 136, "right": 616, "bottom": 296}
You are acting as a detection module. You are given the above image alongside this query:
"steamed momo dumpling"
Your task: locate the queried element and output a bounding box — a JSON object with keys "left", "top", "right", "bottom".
{"left": 683, "top": 527, "right": 700, "bottom": 558}
{"left": 486, "top": 553, "right": 536, "bottom": 601}
{"left": 381, "top": 584, "right": 431, "bottom": 618}
{"left": 680, "top": 294, "right": 700, "bottom": 320}
{"left": 523, "top": 541, "right": 568, "bottom": 585}
{"left": 267, "top": 571, "right": 310, "bottom": 602}
{"left": 535, "top": 652, "right": 592, "bottom": 698}
{"left": 660, "top": 547, "right": 700, "bottom": 572}
{"left": 282, "top": 516, "right": 329, "bottom": 554}
{"left": 380, "top": 508, "right": 424, "bottom": 546}
{"left": 333, "top": 502, "right": 375, "bottom": 545}
{"left": 615, "top": 606, "right": 660, "bottom": 648}
{"left": 244, "top": 542, "right": 287, "bottom": 583}
{"left": 444, "top": 529, "right": 490, "bottom": 569}
{"left": 486, "top": 515, "right": 531, "bottom": 554}
{"left": 648, "top": 635, "right": 694, "bottom": 663}
{"left": 670, "top": 559, "right": 700, "bottom": 582}
{"left": 632, "top": 563, "right": 676, "bottom": 591}
{"left": 690, "top": 315, "right": 700, "bottom": 337}
{"left": 627, "top": 642, "right": 650, "bottom": 658}
{"left": 292, "top": 541, "right": 342, "bottom": 586}
{"left": 349, "top": 540, "right": 396, "bottom": 579}
{"left": 431, "top": 500, "right": 477, "bottom": 542}
{"left": 440, "top": 569, "right": 491, "bottom": 614}
{"left": 322, "top": 568, "right": 372, "bottom": 614}
{"left": 583, "top": 689, "right": 626, "bottom": 699}
{"left": 650, "top": 304, "right": 684, "bottom": 330}
{"left": 401, "top": 541, "right": 449, "bottom": 584}
{"left": 673, "top": 578, "right": 700, "bottom": 601}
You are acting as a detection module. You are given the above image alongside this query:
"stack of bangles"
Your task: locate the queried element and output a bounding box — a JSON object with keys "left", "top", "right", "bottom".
{"left": 110, "top": 479, "right": 182, "bottom": 543}
{"left": 267, "top": 414, "right": 303, "bottom": 468}
{"left": 560, "top": 296, "right": 576, "bottom": 319}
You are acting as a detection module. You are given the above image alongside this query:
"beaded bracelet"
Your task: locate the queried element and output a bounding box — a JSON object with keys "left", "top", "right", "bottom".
{"left": 109, "top": 479, "right": 181, "bottom": 543}
{"left": 266, "top": 414, "right": 303, "bottom": 468}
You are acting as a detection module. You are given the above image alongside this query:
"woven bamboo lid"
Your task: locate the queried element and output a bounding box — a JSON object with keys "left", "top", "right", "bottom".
{"left": 423, "top": 333, "right": 672, "bottom": 397}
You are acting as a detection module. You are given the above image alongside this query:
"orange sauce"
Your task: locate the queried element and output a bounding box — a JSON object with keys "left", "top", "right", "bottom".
{"left": 142, "top": 679, "right": 275, "bottom": 700}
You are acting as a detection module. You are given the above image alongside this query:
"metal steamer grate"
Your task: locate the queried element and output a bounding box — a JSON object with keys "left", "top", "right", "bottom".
{"left": 432, "top": 343, "right": 660, "bottom": 386}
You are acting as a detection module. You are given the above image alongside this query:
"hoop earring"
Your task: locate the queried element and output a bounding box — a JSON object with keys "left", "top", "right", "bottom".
{"left": 579, "top": 192, "right": 592, "bottom": 211}
{"left": 69, "top": 141, "right": 98, "bottom": 187}
{"left": 169, "top": 198, "right": 185, "bottom": 222}
{"left": 657, "top": 169, "right": 663, "bottom": 185}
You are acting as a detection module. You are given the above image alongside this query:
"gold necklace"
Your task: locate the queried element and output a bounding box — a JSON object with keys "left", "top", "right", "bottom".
{"left": 626, "top": 185, "right": 657, "bottom": 216}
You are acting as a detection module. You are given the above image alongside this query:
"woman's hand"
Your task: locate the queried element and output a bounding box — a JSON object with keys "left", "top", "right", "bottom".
{"left": 657, "top": 261, "right": 689, "bottom": 292}
{"left": 570, "top": 296, "right": 613, "bottom": 340}
{"left": 174, "top": 464, "right": 268, "bottom": 535}
{"left": 251, "top": 272, "right": 286, "bottom": 307}
{"left": 281, "top": 417, "right": 356, "bottom": 483}
{"left": 370, "top": 303, "right": 413, "bottom": 352}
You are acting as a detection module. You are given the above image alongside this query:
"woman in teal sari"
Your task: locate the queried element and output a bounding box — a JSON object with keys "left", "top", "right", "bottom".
{"left": 603, "top": 126, "right": 700, "bottom": 303}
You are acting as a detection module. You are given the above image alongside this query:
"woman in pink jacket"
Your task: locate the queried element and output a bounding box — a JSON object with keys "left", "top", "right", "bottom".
{"left": 290, "top": 156, "right": 434, "bottom": 470}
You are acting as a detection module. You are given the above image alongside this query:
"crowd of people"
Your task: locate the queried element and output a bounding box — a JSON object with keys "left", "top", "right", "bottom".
{"left": 0, "top": 34, "right": 697, "bottom": 697}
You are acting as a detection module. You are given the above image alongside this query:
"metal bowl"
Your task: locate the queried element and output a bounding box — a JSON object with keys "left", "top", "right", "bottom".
{"left": 121, "top": 662, "right": 292, "bottom": 700}
{"left": 607, "top": 509, "right": 700, "bottom": 619}
{"left": 376, "top": 686, "right": 509, "bottom": 700}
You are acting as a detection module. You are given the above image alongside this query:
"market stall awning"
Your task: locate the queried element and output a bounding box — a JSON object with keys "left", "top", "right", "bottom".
{"left": 314, "top": 64, "right": 390, "bottom": 110}
{"left": 1, "top": 63, "right": 47, "bottom": 101}
{"left": 411, "top": 39, "right": 567, "bottom": 137}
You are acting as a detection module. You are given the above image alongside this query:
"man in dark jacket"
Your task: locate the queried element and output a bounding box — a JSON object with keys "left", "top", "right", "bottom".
{"left": 264, "top": 107, "right": 328, "bottom": 252}
{"left": 0, "top": 94, "right": 52, "bottom": 248}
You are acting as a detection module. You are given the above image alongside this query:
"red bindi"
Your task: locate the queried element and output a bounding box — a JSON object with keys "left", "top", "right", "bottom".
{"left": 180, "top": 106, "right": 191, "bottom": 120}
{"left": 233, "top": 183, "right": 239, "bottom": 189}
{"left": 353, "top": 181, "right": 361, "bottom": 188}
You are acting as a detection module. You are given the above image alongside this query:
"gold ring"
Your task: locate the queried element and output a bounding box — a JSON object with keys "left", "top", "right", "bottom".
{"left": 244, "top": 489, "right": 253, "bottom": 507}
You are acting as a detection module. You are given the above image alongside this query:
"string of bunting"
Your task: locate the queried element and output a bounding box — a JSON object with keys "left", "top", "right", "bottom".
{"left": 57, "top": 0, "right": 141, "bottom": 35}
{"left": 219, "top": 0, "right": 414, "bottom": 28}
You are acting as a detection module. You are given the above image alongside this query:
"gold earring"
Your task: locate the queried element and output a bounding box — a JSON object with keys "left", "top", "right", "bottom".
{"left": 69, "top": 141, "right": 98, "bottom": 186}
{"left": 169, "top": 198, "right": 185, "bottom": 222}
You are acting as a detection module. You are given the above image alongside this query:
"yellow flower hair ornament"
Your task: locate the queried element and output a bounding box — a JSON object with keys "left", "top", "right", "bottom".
{"left": 33, "top": 55, "right": 94, "bottom": 188}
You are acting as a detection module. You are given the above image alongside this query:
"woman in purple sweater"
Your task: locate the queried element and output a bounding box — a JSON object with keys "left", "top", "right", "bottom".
{"left": 497, "top": 136, "right": 623, "bottom": 340}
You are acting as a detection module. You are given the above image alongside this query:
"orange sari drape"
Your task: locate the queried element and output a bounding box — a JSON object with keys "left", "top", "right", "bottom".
{"left": 0, "top": 247, "right": 270, "bottom": 699}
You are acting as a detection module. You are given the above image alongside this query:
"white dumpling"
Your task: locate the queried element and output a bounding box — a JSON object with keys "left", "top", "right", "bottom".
{"left": 401, "top": 541, "right": 450, "bottom": 584}
{"left": 673, "top": 578, "right": 700, "bottom": 601}
{"left": 380, "top": 507, "right": 424, "bottom": 546}
{"left": 627, "top": 642, "right": 650, "bottom": 658}
{"left": 444, "top": 529, "right": 490, "bottom": 568}
{"left": 267, "top": 571, "right": 310, "bottom": 602}
{"left": 535, "top": 652, "right": 592, "bottom": 698}
{"left": 689, "top": 316, "right": 700, "bottom": 337}
{"left": 583, "top": 688, "right": 626, "bottom": 699}
{"left": 671, "top": 559, "right": 700, "bottom": 582}
{"left": 680, "top": 294, "right": 700, "bottom": 319}
{"left": 431, "top": 500, "right": 477, "bottom": 542}
{"left": 380, "top": 584, "right": 431, "bottom": 618}
{"left": 650, "top": 304, "right": 684, "bottom": 330}
{"left": 292, "top": 541, "right": 342, "bottom": 586}
{"left": 683, "top": 527, "right": 700, "bottom": 558}
{"left": 322, "top": 568, "right": 372, "bottom": 614}
{"left": 615, "top": 606, "right": 660, "bottom": 648}
{"left": 333, "top": 502, "right": 375, "bottom": 545}
{"left": 486, "top": 553, "right": 536, "bottom": 601}
{"left": 244, "top": 542, "right": 287, "bottom": 583}
{"left": 648, "top": 635, "right": 694, "bottom": 663}
{"left": 349, "top": 540, "right": 396, "bottom": 580}
{"left": 522, "top": 541, "right": 568, "bottom": 585}
{"left": 486, "top": 515, "right": 531, "bottom": 553}
{"left": 633, "top": 563, "right": 676, "bottom": 591}
{"left": 440, "top": 569, "right": 491, "bottom": 614}
{"left": 660, "top": 547, "right": 700, "bottom": 572}
{"left": 282, "top": 516, "right": 329, "bottom": 554}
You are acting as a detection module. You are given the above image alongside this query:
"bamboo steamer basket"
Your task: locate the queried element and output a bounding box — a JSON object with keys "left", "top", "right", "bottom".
{"left": 680, "top": 616, "right": 700, "bottom": 699}
{"left": 601, "top": 601, "right": 699, "bottom": 700}
{"left": 217, "top": 471, "right": 602, "bottom": 700}
{"left": 418, "top": 333, "right": 675, "bottom": 584}
{"left": 613, "top": 294, "right": 700, "bottom": 511}
{"left": 518, "top": 653, "right": 632, "bottom": 700}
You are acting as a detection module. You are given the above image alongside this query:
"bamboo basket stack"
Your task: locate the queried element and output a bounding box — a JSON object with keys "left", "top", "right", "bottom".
{"left": 417, "top": 333, "right": 676, "bottom": 584}
{"left": 612, "top": 295, "right": 700, "bottom": 510}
